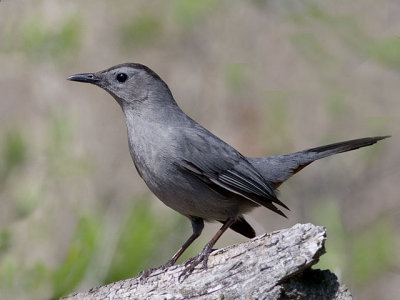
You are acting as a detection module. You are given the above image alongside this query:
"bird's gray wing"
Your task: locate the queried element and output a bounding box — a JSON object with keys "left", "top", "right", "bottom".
{"left": 175, "top": 127, "right": 288, "bottom": 217}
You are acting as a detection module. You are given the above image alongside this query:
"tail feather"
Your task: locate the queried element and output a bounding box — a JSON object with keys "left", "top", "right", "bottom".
{"left": 301, "top": 136, "right": 390, "bottom": 158}
{"left": 220, "top": 216, "right": 256, "bottom": 238}
{"left": 248, "top": 136, "right": 390, "bottom": 187}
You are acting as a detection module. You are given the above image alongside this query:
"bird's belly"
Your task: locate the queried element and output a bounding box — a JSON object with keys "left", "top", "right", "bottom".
{"left": 143, "top": 170, "right": 256, "bottom": 220}
{"left": 128, "top": 131, "right": 256, "bottom": 220}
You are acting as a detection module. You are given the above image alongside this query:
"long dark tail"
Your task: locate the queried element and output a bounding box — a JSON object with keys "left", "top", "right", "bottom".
{"left": 248, "top": 136, "right": 390, "bottom": 187}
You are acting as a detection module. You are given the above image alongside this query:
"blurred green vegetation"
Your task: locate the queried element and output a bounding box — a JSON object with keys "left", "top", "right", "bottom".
{"left": 225, "top": 63, "right": 246, "bottom": 93}
{"left": 21, "top": 14, "right": 81, "bottom": 60}
{"left": 290, "top": 32, "right": 337, "bottom": 70}
{"left": 290, "top": 2, "right": 400, "bottom": 71}
{"left": 312, "top": 202, "right": 396, "bottom": 288}
{"left": 311, "top": 202, "right": 348, "bottom": 274}
{"left": 105, "top": 199, "right": 177, "bottom": 284}
{"left": 0, "top": 115, "right": 181, "bottom": 299}
{"left": 52, "top": 214, "right": 101, "bottom": 298}
{"left": 0, "top": 230, "right": 11, "bottom": 255}
{"left": 325, "top": 90, "right": 350, "bottom": 120}
{"left": 260, "top": 90, "right": 292, "bottom": 151}
{"left": 0, "top": 129, "right": 27, "bottom": 183}
{"left": 350, "top": 219, "right": 395, "bottom": 285}
{"left": 1, "top": 13, "right": 82, "bottom": 61}
{"left": 0, "top": 1, "right": 396, "bottom": 299}
{"left": 120, "top": 14, "right": 162, "bottom": 48}
{"left": 172, "top": 0, "right": 219, "bottom": 27}
{"left": 14, "top": 185, "right": 41, "bottom": 219}
{"left": 46, "top": 113, "right": 92, "bottom": 178}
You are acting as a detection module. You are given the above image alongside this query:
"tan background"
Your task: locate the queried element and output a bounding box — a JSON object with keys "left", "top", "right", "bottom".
{"left": 0, "top": 1, "right": 399, "bottom": 299}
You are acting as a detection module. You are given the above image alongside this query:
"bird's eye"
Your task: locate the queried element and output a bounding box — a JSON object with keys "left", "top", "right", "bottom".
{"left": 116, "top": 73, "right": 128, "bottom": 83}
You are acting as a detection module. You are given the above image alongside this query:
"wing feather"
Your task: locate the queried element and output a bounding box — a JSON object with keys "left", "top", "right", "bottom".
{"left": 176, "top": 127, "right": 289, "bottom": 216}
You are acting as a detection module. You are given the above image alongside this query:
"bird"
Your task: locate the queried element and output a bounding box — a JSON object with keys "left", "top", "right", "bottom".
{"left": 68, "top": 63, "right": 389, "bottom": 278}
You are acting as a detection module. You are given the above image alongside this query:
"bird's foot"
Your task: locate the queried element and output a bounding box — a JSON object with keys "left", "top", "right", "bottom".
{"left": 138, "top": 259, "right": 175, "bottom": 283}
{"left": 178, "top": 243, "right": 214, "bottom": 281}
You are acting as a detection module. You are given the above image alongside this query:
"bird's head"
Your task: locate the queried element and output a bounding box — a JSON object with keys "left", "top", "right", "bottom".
{"left": 68, "top": 63, "right": 171, "bottom": 108}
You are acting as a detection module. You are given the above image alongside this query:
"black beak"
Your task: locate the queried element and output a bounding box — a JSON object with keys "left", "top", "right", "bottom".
{"left": 67, "top": 73, "right": 100, "bottom": 84}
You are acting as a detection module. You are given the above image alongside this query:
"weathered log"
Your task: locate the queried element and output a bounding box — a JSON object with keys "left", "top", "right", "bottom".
{"left": 64, "top": 223, "right": 352, "bottom": 299}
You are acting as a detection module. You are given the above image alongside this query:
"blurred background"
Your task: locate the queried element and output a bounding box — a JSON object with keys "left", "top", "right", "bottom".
{"left": 0, "top": 0, "right": 399, "bottom": 299}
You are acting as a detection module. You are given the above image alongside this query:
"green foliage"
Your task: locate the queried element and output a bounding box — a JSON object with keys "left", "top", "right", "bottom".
{"left": 0, "top": 256, "right": 17, "bottom": 293}
{"left": 311, "top": 201, "right": 347, "bottom": 272}
{"left": 225, "top": 63, "right": 246, "bottom": 92}
{"left": 261, "top": 90, "right": 291, "bottom": 150}
{"left": 1, "top": 129, "right": 27, "bottom": 179}
{"left": 290, "top": 32, "right": 336, "bottom": 68}
{"left": 19, "top": 14, "right": 82, "bottom": 60}
{"left": 14, "top": 184, "right": 41, "bottom": 219}
{"left": 366, "top": 117, "right": 391, "bottom": 138}
{"left": 350, "top": 219, "right": 395, "bottom": 285}
{"left": 120, "top": 14, "right": 162, "bottom": 48}
{"left": 363, "top": 37, "right": 400, "bottom": 70}
{"left": 20, "top": 262, "right": 49, "bottom": 297}
{"left": 0, "top": 113, "right": 172, "bottom": 299}
{"left": 290, "top": 2, "right": 400, "bottom": 71}
{"left": 46, "top": 113, "right": 92, "bottom": 178}
{"left": 0, "top": 2, "right": 396, "bottom": 299}
{"left": 48, "top": 113, "right": 74, "bottom": 155}
{"left": 311, "top": 202, "right": 396, "bottom": 286}
{"left": 0, "top": 229, "right": 11, "bottom": 255}
{"left": 325, "top": 90, "right": 349, "bottom": 119}
{"left": 52, "top": 215, "right": 101, "bottom": 299}
{"left": 0, "top": 114, "right": 95, "bottom": 299}
{"left": 105, "top": 199, "right": 174, "bottom": 283}
{"left": 1, "top": 18, "right": 15, "bottom": 54}
{"left": 0, "top": 254, "right": 51, "bottom": 300}
{"left": 172, "top": 0, "right": 219, "bottom": 27}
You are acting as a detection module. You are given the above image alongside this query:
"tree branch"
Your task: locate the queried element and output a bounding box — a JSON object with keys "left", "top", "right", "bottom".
{"left": 64, "top": 223, "right": 352, "bottom": 299}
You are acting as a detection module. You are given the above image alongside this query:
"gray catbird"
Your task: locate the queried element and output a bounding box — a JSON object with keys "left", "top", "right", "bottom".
{"left": 68, "top": 63, "right": 389, "bottom": 277}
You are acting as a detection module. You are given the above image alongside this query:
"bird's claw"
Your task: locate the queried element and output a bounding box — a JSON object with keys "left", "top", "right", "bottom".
{"left": 178, "top": 244, "right": 213, "bottom": 281}
{"left": 138, "top": 260, "right": 175, "bottom": 283}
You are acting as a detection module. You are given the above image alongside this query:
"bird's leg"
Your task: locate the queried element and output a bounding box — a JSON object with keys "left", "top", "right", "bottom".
{"left": 139, "top": 217, "right": 204, "bottom": 280}
{"left": 179, "top": 216, "right": 236, "bottom": 281}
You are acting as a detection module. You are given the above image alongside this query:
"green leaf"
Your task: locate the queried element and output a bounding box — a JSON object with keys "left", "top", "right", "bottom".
{"left": 0, "top": 229, "right": 12, "bottom": 256}
{"left": 1, "top": 129, "right": 27, "bottom": 177}
{"left": 105, "top": 199, "right": 163, "bottom": 283}
{"left": 19, "top": 14, "right": 82, "bottom": 60}
{"left": 120, "top": 14, "right": 162, "bottom": 48}
{"left": 52, "top": 215, "right": 101, "bottom": 298}
{"left": 350, "top": 219, "right": 395, "bottom": 285}
{"left": 310, "top": 201, "right": 346, "bottom": 272}
{"left": 225, "top": 63, "right": 246, "bottom": 92}
{"left": 15, "top": 185, "right": 41, "bottom": 219}
{"left": 173, "top": 0, "right": 219, "bottom": 27}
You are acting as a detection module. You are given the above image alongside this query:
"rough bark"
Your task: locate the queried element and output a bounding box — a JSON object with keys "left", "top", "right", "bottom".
{"left": 64, "top": 223, "right": 352, "bottom": 300}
